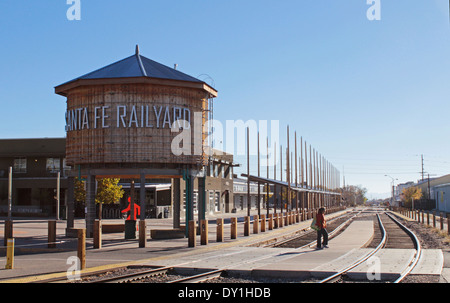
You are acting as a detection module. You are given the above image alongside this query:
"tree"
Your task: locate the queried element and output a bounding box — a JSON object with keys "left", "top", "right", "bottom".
{"left": 95, "top": 178, "right": 124, "bottom": 205}
{"left": 401, "top": 186, "right": 422, "bottom": 208}
{"left": 341, "top": 185, "right": 368, "bottom": 206}
{"left": 74, "top": 178, "right": 125, "bottom": 218}
{"left": 74, "top": 177, "right": 86, "bottom": 203}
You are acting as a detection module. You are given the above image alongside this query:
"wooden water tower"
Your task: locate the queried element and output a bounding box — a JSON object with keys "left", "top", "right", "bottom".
{"left": 55, "top": 46, "right": 217, "bottom": 236}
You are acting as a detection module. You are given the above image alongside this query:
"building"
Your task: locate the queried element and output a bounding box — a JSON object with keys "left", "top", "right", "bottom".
{"left": 395, "top": 174, "right": 450, "bottom": 212}
{"left": 0, "top": 138, "right": 68, "bottom": 217}
{"left": 0, "top": 138, "right": 239, "bottom": 219}
{"left": 233, "top": 178, "right": 267, "bottom": 211}
{"left": 179, "top": 149, "right": 236, "bottom": 216}
{"left": 394, "top": 181, "right": 415, "bottom": 206}
{"left": 432, "top": 183, "right": 450, "bottom": 213}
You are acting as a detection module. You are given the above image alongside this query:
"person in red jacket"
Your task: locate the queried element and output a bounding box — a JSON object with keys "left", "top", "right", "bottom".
{"left": 316, "top": 207, "right": 328, "bottom": 249}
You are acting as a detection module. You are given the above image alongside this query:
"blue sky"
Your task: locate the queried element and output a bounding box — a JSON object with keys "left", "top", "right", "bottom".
{"left": 1, "top": 0, "right": 450, "bottom": 198}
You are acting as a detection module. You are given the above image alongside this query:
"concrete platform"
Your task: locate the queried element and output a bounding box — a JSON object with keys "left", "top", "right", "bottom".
{"left": 346, "top": 249, "right": 444, "bottom": 281}
{"left": 251, "top": 220, "right": 374, "bottom": 279}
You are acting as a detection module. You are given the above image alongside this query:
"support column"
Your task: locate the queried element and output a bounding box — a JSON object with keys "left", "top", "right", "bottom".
{"left": 183, "top": 169, "right": 194, "bottom": 237}
{"left": 140, "top": 173, "right": 146, "bottom": 221}
{"left": 85, "top": 174, "right": 96, "bottom": 238}
{"left": 66, "top": 177, "right": 75, "bottom": 235}
{"left": 198, "top": 176, "right": 206, "bottom": 221}
{"left": 172, "top": 178, "right": 181, "bottom": 229}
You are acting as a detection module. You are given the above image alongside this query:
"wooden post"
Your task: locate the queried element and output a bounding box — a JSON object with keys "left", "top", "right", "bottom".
{"left": 433, "top": 211, "right": 436, "bottom": 228}
{"left": 188, "top": 220, "right": 196, "bottom": 247}
{"left": 268, "top": 214, "right": 273, "bottom": 230}
{"left": 447, "top": 214, "right": 450, "bottom": 234}
{"left": 244, "top": 216, "right": 250, "bottom": 236}
{"left": 4, "top": 220, "right": 13, "bottom": 247}
{"left": 217, "top": 218, "right": 224, "bottom": 242}
{"left": 48, "top": 220, "right": 57, "bottom": 248}
{"left": 201, "top": 219, "right": 208, "bottom": 245}
{"left": 253, "top": 215, "right": 259, "bottom": 234}
{"left": 77, "top": 229, "right": 86, "bottom": 270}
{"left": 93, "top": 220, "right": 102, "bottom": 249}
{"left": 260, "top": 214, "right": 266, "bottom": 232}
{"left": 231, "top": 217, "right": 237, "bottom": 239}
{"left": 139, "top": 220, "right": 146, "bottom": 248}
{"left": 440, "top": 213, "right": 444, "bottom": 231}
{"left": 427, "top": 212, "right": 430, "bottom": 226}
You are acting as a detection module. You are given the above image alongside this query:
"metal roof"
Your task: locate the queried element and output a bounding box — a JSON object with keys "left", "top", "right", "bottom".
{"left": 60, "top": 45, "right": 203, "bottom": 85}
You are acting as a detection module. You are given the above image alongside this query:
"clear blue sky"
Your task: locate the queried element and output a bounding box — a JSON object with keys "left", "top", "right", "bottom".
{"left": 1, "top": 0, "right": 450, "bottom": 198}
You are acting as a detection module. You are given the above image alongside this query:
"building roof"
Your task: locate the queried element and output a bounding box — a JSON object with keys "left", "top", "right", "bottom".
{"left": 0, "top": 138, "right": 66, "bottom": 157}
{"left": 55, "top": 45, "right": 217, "bottom": 97}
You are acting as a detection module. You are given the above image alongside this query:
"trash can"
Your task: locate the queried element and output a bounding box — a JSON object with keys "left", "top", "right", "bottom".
{"left": 124, "top": 220, "right": 136, "bottom": 239}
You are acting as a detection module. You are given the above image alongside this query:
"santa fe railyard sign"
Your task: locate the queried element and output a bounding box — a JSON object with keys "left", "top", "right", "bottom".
{"left": 65, "top": 104, "right": 192, "bottom": 131}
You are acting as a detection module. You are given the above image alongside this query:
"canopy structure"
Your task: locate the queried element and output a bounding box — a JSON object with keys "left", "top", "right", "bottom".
{"left": 241, "top": 173, "right": 341, "bottom": 196}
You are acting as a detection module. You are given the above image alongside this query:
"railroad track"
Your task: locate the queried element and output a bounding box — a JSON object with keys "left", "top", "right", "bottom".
{"left": 266, "top": 211, "right": 361, "bottom": 249}
{"left": 319, "top": 211, "right": 422, "bottom": 283}
{"left": 80, "top": 266, "right": 226, "bottom": 283}
{"left": 167, "top": 269, "right": 225, "bottom": 283}
{"left": 91, "top": 266, "right": 175, "bottom": 283}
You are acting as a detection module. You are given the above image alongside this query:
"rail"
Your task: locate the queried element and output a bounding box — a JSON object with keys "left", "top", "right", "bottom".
{"left": 320, "top": 211, "right": 423, "bottom": 283}
{"left": 386, "top": 212, "right": 422, "bottom": 283}
{"left": 319, "top": 213, "right": 386, "bottom": 283}
{"left": 167, "top": 269, "right": 225, "bottom": 283}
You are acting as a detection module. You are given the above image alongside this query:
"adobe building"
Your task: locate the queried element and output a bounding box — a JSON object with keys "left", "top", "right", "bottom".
{"left": 54, "top": 46, "right": 218, "bottom": 237}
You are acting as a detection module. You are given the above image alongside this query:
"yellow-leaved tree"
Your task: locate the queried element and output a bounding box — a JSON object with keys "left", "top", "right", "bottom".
{"left": 401, "top": 186, "right": 422, "bottom": 208}
{"left": 74, "top": 178, "right": 124, "bottom": 218}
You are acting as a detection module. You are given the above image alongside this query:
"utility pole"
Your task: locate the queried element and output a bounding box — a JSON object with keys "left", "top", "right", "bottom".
{"left": 421, "top": 154, "right": 424, "bottom": 181}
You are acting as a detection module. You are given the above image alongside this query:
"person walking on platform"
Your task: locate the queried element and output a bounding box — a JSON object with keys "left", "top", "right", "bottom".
{"left": 315, "top": 207, "right": 328, "bottom": 249}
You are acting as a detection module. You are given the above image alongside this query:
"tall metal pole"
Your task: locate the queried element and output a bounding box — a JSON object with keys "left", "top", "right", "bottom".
{"left": 8, "top": 166, "right": 12, "bottom": 220}
{"left": 257, "top": 131, "right": 260, "bottom": 216}
{"left": 295, "top": 132, "right": 298, "bottom": 188}
{"left": 274, "top": 141, "right": 277, "bottom": 214}
{"left": 266, "top": 137, "right": 269, "bottom": 217}
{"left": 287, "top": 126, "right": 290, "bottom": 212}
{"left": 56, "top": 171, "right": 60, "bottom": 220}
{"left": 280, "top": 144, "right": 283, "bottom": 215}
{"left": 247, "top": 127, "right": 250, "bottom": 216}
{"left": 305, "top": 141, "right": 308, "bottom": 211}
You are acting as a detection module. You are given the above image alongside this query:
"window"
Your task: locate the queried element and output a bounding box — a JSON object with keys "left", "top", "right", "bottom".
{"left": 13, "top": 158, "right": 27, "bottom": 173}
{"left": 62, "top": 158, "right": 71, "bottom": 176}
{"left": 46, "top": 158, "right": 60, "bottom": 173}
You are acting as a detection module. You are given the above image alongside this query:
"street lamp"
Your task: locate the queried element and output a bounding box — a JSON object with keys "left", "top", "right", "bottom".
{"left": 384, "top": 175, "right": 398, "bottom": 206}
